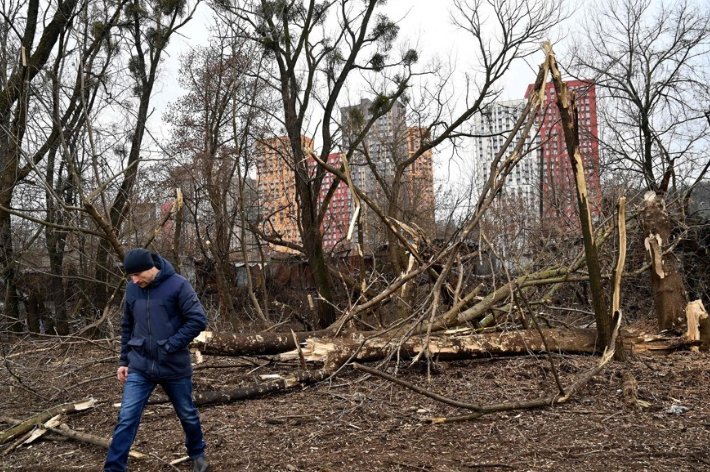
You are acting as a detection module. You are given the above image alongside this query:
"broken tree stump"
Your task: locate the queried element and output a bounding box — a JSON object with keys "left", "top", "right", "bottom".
{"left": 686, "top": 299, "right": 710, "bottom": 351}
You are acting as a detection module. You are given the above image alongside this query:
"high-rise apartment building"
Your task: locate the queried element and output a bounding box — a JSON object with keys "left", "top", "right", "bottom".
{"left": 255, "top": 136, "right": 313, "bottom": 253}
{"left": 340, "top": 98, "right": 436, "bottom": 251}
{"left": 405, "top": 127, "right": 436, "bottom": 233}
{"left": 254, "top": 97, "right": 438, "bottom": 256}
{"left": 525, "top": 80, "right": 601, "bottom": 227}
{"left": 341, "top": 98, "right": 408, "bottom": 193}
{"left": 472, "top": 99, "right": 540, "bottom": 210}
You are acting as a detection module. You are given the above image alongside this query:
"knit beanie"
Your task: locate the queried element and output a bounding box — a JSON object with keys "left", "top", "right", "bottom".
{"left": 123, "top": 248, "right": 155, "bottom": 274}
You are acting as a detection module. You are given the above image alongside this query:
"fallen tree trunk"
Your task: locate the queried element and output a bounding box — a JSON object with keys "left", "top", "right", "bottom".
{"left": 192, "top": 329, "right": 335, "bottom": 356}
{"left": 196, "top": 327, "right": 700, "bottom": 371}
{"left": 166, "top": 329, "right": 699, "bottom": 410}
{"left": 145, "top": 369, "right": 330, "bottom": 407}
{"left": 352, "top": 311, "right": 624, "bottom": 423}
{"left": 279, "top": 328, "right": 600, "bottom": 371}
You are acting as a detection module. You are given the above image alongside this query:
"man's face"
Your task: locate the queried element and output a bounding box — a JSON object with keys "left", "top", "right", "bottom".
{"left": 128, "top": 267, "right": 158, "bottom": 288}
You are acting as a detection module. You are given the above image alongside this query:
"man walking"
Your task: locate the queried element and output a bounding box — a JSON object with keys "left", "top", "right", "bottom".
{"left": 104, "top": 248, "right": 209, "bottom": 472}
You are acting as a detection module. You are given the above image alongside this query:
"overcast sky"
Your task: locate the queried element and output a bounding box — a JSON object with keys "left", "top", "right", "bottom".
{"left": 151, "top": 0, "right": 568, "bottom": 183}
{"left": 156, "top": 0, "right": 555, "bottom": 115}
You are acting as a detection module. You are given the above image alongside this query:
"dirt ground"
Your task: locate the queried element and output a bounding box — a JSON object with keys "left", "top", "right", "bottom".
{"left": 2, "top": 331, "right": 710, "bottom": 472}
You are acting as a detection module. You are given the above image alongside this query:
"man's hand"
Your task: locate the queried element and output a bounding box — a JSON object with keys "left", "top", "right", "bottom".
{"left": 117, "top": 366, "right": 129, "bottom": 384}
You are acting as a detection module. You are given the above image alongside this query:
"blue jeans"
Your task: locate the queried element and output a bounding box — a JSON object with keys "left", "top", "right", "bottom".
{"left": 104, "top": 372, "right": 205, "bottom": 471}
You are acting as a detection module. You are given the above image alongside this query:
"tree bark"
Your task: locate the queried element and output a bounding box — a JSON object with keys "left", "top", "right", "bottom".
{"left": 192, "top": 329, "right": 335, "bottom": 356}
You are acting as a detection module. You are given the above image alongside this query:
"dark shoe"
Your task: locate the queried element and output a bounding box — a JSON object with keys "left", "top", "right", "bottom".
{"left": 193, "top": 456, "right": 209, "bottom": 472}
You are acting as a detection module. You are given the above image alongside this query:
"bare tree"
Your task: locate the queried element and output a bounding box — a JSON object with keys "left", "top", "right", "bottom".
{"left": 569, "top": 0, "right": 710, "bottom": 330}
{"left": 164, "top": 26, "right": 269, "bottom": 326}
{"left": 0, "top": 0, "right": 82, "bottom": 331}
{"left": 0, "top": 0, "right": 199, "bottom": 334}
{"left": 569, "top": 0, "right": 710, "bottom": 191}
{"left": 87, "top": 0, "right": 202, "bottom": 312}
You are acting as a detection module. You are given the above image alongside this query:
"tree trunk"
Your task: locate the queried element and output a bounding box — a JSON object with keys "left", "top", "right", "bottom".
{"left": 295, "top": 159, "right": 336, "bottom": 329}
{"left": 0, "top": 0, "right": 80, "bottom": 333}
{"left": 545, "top": 41, "right": 611, "bottom": 348}
{"left": 640, "top": 192, "right": 687, "bottom": 330}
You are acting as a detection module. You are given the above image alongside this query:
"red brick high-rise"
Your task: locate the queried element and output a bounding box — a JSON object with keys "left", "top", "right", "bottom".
{"left": 306, "top": 153, "right": 352, "bottom": 252}
{"left": 525, "top": 80, "right": 602, "bottom": 230}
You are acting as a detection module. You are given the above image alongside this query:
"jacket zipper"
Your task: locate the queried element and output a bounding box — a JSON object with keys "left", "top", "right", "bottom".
{"left": 147, "top": 288, "right": 156, "bottom": 378}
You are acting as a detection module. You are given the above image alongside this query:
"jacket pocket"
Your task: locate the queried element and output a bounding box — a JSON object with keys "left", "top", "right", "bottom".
{"left": 157, "top": 342, "right": 192, "bottom": 378}
{"left": 157, "top": 338, "right": 171, "bottom": 354}
{"left": 126, "top": 337, "right": 147, "bottom": 372}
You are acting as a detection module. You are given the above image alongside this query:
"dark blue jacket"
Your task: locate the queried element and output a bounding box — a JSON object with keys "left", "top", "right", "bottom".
{"left": 119, "top": 254, "right": 207, "bottom": 379}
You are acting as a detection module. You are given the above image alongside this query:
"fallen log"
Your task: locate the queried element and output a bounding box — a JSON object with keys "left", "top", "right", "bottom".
{"left": 44, "top": 424, "right": 147, "bottom": 459}
{"left": 194, "top": 323, "right": 700, "bottom": 372}
{"left": 144, "top": 369, "right": 330, "bottom": 407}
{"left": 279, "top": 328, "right": 600, "bottom": 371}
{"left": 194, "top": 370, "right": 329, "bottom": 406}
{"left": 192, "top": 329, "right": 334, "bottom": 356}
{"left": 276, "top": 326, "right": 703, "bottom": 371}
{"left": 352, "top": 311, "right": 624, "bottom": 423}
{"left": 0, "top": 398, "right": 96, "bottom": 446}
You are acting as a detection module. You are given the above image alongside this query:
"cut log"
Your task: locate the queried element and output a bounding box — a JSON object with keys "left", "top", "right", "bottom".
{"left": 0, "top": 398, "right": 96, "bottom": 446}
{"left": 192, "top": 329, "right": 334, "bottom": 356}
